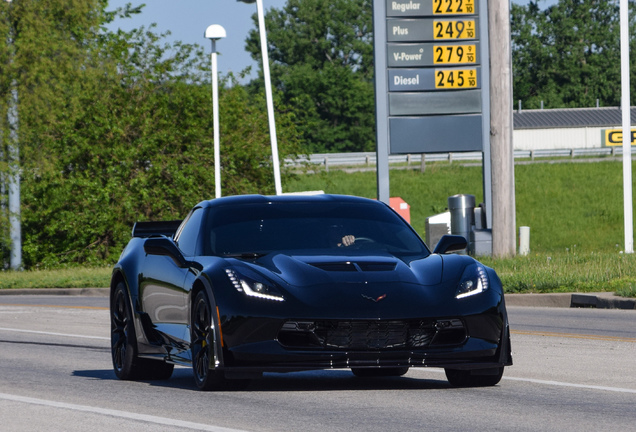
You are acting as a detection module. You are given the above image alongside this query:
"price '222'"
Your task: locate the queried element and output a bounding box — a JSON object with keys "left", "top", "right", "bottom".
{"left": 433, "top": 0, "right": 475, "bottom": 15}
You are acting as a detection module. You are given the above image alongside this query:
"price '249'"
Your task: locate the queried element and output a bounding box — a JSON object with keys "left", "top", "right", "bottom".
{"left": 434, "top": 20, "right": 476, "bottom": 40}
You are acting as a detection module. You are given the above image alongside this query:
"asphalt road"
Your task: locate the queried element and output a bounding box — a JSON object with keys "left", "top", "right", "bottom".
{"left": 0, "top": 297, "right": 634, "bottom": 431}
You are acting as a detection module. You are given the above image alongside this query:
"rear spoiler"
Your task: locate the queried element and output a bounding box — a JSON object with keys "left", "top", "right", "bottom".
{"left": 132, "top": 220, "right": 182, "bottom": 238}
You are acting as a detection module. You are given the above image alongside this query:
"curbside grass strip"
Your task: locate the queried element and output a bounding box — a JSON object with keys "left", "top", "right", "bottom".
{"left": 0, "top": 288, "right": 110, "bottom": 296}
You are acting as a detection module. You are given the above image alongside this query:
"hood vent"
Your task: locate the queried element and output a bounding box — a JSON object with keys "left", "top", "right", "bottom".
{"left": 309, "top": 261, "right": 397, "bottom": 272}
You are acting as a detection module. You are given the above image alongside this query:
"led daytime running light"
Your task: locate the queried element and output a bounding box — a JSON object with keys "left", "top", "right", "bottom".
{"left": 456, "top": 265, "right": 489, "bottom": 299}
{"left": 225, "top": 269, "right": 284, "bottom": 302}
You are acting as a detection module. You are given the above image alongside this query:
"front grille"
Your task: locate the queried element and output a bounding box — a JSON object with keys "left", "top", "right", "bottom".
{"left": 278, "top": 319, "right": 464, "bottom": 350}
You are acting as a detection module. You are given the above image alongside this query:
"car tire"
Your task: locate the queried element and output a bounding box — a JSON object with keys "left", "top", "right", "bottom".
{"left": 191, "top": 290, "right": 228, "bottom": 391}
{"left": 351, "top": 367, "right": 409, "bottom": 378}
{"left": 445, "top": 367, "right": 504, "bottom": 387}
{"left": 111, "top": 282, "right": 144, "bottom": 380}
{"left": 111, "top": 282, "right": 174, "bottom": 381}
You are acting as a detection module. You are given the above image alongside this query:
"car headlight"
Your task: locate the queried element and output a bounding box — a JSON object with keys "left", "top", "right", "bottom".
{"left": 456, "top": 264, "right": 489, "bottom": 299}
{"left": 225, "top": 269, "right": 285, "bottom": 302}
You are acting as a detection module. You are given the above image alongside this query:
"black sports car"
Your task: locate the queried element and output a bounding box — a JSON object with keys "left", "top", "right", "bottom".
{"left": 110, "top": 194, "right": 512, "bottom": 390}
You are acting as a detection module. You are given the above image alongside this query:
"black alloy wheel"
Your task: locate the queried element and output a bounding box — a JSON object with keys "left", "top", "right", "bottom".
{"left": 111, "top": 282, "right": 143, "bottom": 380}
{"left": 191, "top": 290, "right": 225, "bottom": 390}
{"left": 111, "top": 281, "right": 174, "bottom": 381}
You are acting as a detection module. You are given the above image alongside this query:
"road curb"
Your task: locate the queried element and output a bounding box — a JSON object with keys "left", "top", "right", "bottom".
{"left": 506, "top": 292, "right": 635, "bottom": 310}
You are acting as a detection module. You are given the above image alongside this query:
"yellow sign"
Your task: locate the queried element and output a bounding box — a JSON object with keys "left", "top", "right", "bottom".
{"left": 434, "top": 44, "right": 476, "bottom": 64}
{"left": 435, "top": 69, "right": 477, "bottom": 89}
{"left": 433, "top": 0, "right": 475, "bottom": 15}
{"left": 434, "top": 20, "right": 476, "bottom": 40}
{"left": 604, "top": 128, "right": 636, "bottom": 146}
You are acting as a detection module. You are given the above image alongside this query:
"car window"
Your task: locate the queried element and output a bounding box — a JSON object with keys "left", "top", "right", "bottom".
{"left": 177, "top": 207, "right": 204, "bottom": 256}
{"left": 205, "top": 202, "right": 429, "bottom": 259}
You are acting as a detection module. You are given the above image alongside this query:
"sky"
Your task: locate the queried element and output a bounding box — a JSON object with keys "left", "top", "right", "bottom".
{"left": 106, "top": 0, "right": 553, "bottom": 79}
{"left": 106, "top": 0, "right": 288, "bottom": 78}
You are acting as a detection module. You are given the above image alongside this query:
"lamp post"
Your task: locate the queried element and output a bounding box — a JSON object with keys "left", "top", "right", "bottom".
{"left": 205, "top": 24, "right": 226, "bottom": 199}
{"left": 237, "top": 0, "right": 282, "bottom": 195}
{"left": 5, "top": 0, "right": 21, "bottom": 270}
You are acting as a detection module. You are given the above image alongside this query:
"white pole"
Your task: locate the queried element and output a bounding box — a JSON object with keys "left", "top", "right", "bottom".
{"left": 519, "top": 226, "right": 530, "bottom": 256}
{"left": 6, "top": 0, "right": 21, "bottom": 270}
{"left": 620, "top": 0, "right": 633, "bottom": 253}
{"left": 211, "top": 42, "right": 221, "bottom": 199}
{"left": 8, "top": 83, "right": 21, "bottom": 270}
{"left": 255, "top": 0, "right": 282, "bottom": 195}
{"left": 205, "top": 25, "right": 226, "bottom": 199}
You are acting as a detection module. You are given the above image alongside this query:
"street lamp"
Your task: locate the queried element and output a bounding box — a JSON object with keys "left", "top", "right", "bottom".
{"left": 5, "top": 0, "right": 21, "bottom": 270}
{"left": 205, "top": 24, "right": 226, "bottom": 199}
{"left": 237, "top": 0, "right": 282, "bottom": 195}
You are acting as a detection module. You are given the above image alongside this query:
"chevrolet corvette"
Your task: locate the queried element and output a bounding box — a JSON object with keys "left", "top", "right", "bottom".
{"left": 110, "top": 194, "right": 512, "bottom": 390}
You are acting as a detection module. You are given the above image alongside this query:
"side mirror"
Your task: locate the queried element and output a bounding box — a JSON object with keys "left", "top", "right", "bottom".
{"left": 144, "top": 237, "right": 189, "bottom": 268}
{"left": 433, "top": 235, "right": 468, "bottom": 254}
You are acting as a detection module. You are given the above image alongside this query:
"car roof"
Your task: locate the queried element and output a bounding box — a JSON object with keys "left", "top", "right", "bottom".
{"left": 195, "top": 194, "right": 381, "bottom": 209}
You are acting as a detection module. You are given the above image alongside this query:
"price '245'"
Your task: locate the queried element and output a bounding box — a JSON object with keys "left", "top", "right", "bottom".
{"left": 435, "top": 69, "right": 477, "bottom": 89}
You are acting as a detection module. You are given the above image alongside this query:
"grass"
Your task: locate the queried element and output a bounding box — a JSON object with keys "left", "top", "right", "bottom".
{"left": 0, "top": 267, "right": 111, "bottom": 290}
{"left": 479, "top": 252, "right": 636, "bottom": 294}
{"left": 2, "top": 158, "right": 636, "bottom": 296}
{"left": 289, "top": 160, "right": 633, "bottom": 253}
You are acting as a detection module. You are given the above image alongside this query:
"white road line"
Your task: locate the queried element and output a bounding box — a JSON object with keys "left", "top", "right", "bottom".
{"left": 502, "top": 376, "right": 636, "bottom": 394}
{"left": 410, "top": 368, "right": 636, "bottom": 394}
{"left": 0, "top": 392, "right": 249, "bottom": 432}
{"left": 0, "top": 327, "right": 109, "bottom": 341}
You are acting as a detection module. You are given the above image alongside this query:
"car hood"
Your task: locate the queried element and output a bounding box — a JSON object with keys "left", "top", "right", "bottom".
{"left": 221, "top": 252, "right": 483, "bottom": 318}
{"left": 229, "top": 253, "right": 462, "bottom": 288}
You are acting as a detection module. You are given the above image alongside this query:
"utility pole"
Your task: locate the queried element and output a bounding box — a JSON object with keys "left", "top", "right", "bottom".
{"left": 488, "top": 0, "right": 516, "bottom": 257}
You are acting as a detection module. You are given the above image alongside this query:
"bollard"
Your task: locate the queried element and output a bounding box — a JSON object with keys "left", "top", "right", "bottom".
{"left": 519, "top": 226, "right": 530, "bottom": 255}
{"left": 448, "top": 194, "right": 475, "bottom": 253}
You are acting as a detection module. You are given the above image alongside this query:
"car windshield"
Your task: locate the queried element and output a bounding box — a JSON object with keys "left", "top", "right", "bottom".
{"left": 205, "top": 201, "right": 429, "bottom": 258}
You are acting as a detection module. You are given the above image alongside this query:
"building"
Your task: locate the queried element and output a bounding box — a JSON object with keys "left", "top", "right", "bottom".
{"left": 513, "top": 107, "right": 636, "bottom": 150}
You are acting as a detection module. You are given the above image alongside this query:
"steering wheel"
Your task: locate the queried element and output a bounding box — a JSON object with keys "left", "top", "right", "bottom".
{"left": 354, "top": 237, "right": 375, "bottom": 243}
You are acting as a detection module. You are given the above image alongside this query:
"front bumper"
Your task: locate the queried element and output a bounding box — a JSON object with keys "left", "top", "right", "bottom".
{"left": 218, "top": 312, "right": 511, "bottom": 373}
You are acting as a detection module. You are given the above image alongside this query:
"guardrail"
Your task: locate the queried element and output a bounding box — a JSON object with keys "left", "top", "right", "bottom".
{"left": 286, "top": 147, "right": 624, "bottom": 169}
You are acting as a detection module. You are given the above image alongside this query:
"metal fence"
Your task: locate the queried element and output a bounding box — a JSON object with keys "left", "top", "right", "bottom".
{"left": 287, "top": 147, "right": 624, "bottom": 169}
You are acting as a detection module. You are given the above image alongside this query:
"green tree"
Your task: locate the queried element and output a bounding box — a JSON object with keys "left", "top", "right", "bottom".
{"left": 20, "top": 24, "right": 301, "bottom": 267}
{"left": 511, "top": 0, "right": 636, "bottom": 108}
{"left": 0, "top": 0, "right": 108, "bottom": 268}
{"left": 246, "top": 0, "right": 375, "bottom": 153}
{"left": 1, "top": 2, "right": 302, "bottom": 268}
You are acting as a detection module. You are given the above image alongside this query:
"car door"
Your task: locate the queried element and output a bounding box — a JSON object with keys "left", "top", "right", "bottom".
{"left": 139, "top": 207, "right": 205, "bottom": 349}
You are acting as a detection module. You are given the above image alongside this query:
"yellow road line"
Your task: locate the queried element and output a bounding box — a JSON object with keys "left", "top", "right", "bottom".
{"left": 512, "top": 329, "right": 636, "bottom": 343}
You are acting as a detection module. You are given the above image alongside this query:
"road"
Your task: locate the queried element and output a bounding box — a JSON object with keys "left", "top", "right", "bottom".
{"left": 0, "top": 296, "right": 634, "bottom": 431}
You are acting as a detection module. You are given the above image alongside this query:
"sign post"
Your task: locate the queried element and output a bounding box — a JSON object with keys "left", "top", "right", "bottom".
{"left": 374, "top": 0, "right": 491, "bottom": 223}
